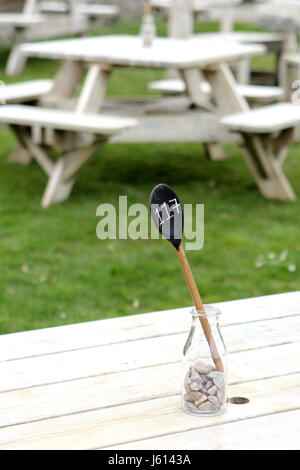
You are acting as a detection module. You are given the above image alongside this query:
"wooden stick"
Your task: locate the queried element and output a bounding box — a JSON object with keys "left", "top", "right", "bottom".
{"left": 177, "top": 245, "right": 224, "bottom": 372}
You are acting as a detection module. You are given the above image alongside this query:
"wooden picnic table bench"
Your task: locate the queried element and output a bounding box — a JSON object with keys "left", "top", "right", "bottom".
{"left": 39, "top": 1, "right": 119, "bottom": 17}
{"left": 0, "top": 291, "right": 299, "bottom": 450}
{"left": 0, "top": 0, "right": 119, "bottom": 51}
{"left": 149, "top": 79, "right": 285, "bottom": 104}
{"left": 0, "top": 103, "right": 137, "bottom": 208}
{"left": 151, "top": 0, "right": 285, "bottom": 84}
{"left": 151, "top": 0, "right": 242, "bottom": 14}
{"left": 0, "top": 79, "right": 53, "bottom": 104}
{"left": 3, "top": 34, "right": 279, "bottom": 204}
{"left": 3, "top": 34, "right": 300, "bottom": 202}
{"left": 0, "top": 13, "right": 46, "bottom": 27}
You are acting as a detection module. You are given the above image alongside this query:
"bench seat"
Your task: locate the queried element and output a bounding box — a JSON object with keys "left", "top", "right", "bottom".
{"left": 149, "top": 79, "right": 284, "bottom": 103}
{"left": 77, "top": 5, "right": 119, "bottom": 17}
{"left": 0, "top": 80, "right": 53, "bottom": 104}
{"left": 0, "top": 105, "right": 137, "bottom": 135}
{"left": 39, "top": 2, "right": 118, "bottom": 16}
{"left": 39, "top": 1, "right": 69, "bottom": 14}
{"left": 0, "top": 13, "right": 45, "bottom": 26}
{"left": 221, "top": 103, "right": 300, "bottom": 134}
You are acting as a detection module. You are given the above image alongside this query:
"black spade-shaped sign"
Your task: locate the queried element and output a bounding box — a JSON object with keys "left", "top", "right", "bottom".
{"left": 150, "top": 184, "right": 184, "bottom": 250}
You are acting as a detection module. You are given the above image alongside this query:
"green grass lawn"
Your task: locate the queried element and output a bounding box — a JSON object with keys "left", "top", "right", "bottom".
{"left": 0, "top": 18, "right": 299, "bottom": 334}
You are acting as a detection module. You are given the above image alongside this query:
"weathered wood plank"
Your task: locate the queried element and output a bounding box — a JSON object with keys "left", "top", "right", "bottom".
{"left": 107, "top": 408, "right": 300, "bottom": 451}
{"left": 0, "top": 292, "right": 298, "bottom": 362}
{"left": 0, "top": 13, "right": 45, "bottom": 25}
{"left": 0, "top": 373, "right": 299, "bottom": 450}
{"left": 0, "top": 330, "right": 299, "bottom": 393}
{"left": 222, "top": 103, "right": 300, "bottom": 134}
{"left": 150, "top": 79, "right": 284, "bottom": 101}
{"left": 1, "top": 327, "right": 300, "bottom": 428}
{"left": 0, "top": 363, "right": 181, "bottom": 428}
{"left": 6, "top": 35, "right": 265, "bottom": 76}
{"left": 0, "top": 79, "right": 53, "bottom": 103}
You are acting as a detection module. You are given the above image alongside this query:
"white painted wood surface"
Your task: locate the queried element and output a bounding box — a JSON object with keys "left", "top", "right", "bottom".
{"left": 6, "top": 35, "right": 265, "bottom": 76}
{"left": 222, "top": 103, "right": 300, "bottom": 133}
{"left": 0, "top": 105, "right": 137, "bottom": 135}
{"left": 0, "top": 103, "right": 137, "bottom": 208}
{"left": 0, "top": 13, "right": 45, "bottom": 25}
{"left": 0, "top": 80, "right": 53, "bottom": 104}
{"left": 149, "top": 79, "right": 284, "bottom": 102}
{"left": 0, "top": 292, "right": 299, "bottom": 449}
{"left": 151, "top": 0, "right": 242, "bottom": 12}
{"left": 77, "top": 4, "right": 119, "bottom": 17}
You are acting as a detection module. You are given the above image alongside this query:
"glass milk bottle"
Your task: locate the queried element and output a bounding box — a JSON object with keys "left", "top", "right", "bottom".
{"left": 182, "top": 306, "right": 228, "bottom": 416}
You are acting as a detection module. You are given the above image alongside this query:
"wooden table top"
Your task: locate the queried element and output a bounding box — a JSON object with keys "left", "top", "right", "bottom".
{"left": 0, "top": 13, "right": 46, "bottom": 26}
{"left": 7, "top": 34, "right": 265, "bottom": 76}
{"left": 0, "top": 291, "right": 299, "bottom": 450}
{"left": 196, "top": 32, "right": 285, "bottom": 45}
{"left": 150, "top": 0, "right": 242, "bottom": 11}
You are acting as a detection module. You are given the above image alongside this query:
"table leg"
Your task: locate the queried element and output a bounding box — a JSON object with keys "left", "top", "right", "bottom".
{"left": 40, "top": 61, "right": 85, "bottom": 108}
{"left": 7, "top": 61, "right": 112, "bottom": 206}
{"left": 203, "top": 63, "right": 249, "bottom": 115}
{"left": 44, "top": 62, "right": 112, "bottom": 205}
{"left": 180, "top": 67, "right": 226, "bottom": 161}
{"left": 241, "top": 131, "right": 296, "bottom": 201}
{"left": 75, "top": 64, "right": 112, "bottom": 113}
{"left": 41, "top": 139, "right": 106, "bottom": 208}
{"left": 11, "top": 125, "right": 54, "bottom": 177}
{"left": 38, "top": 63, "right": 112, "bottom": 207}
{"left": 8, "top": 145, "right": 32, "bottom": 165}
{"left": 180, "top": 68, "right": 210, "bottom": 108}
{"left": 236, "top": 59, "right": 251, "bottom": 85}
{"left": 45, "top": 63, "right": 112, "bottom": 205}
{"left": 10, "top": 123, "right": 107, "bottom": 207}
{"left": 168, "top": 0, "right": 193, "bottom": 39}
{"left": 43, "top": 62, "right": 111, "bottom": 206}
{"left": 203, "top": 63, "right": 295, "bottom": 200}
{"left": 278, "top": 33, "right": 299, "bottom": 98}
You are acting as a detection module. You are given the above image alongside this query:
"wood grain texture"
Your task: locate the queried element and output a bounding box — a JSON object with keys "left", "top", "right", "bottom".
{"left": 6, "top": 35, "right": 265, "bottom": 76}
{"left": 0, "top": 79, "right": 53, "bottom": 103}
{"left": 0, "top": 317, "right": 299, "bottom": 393}
{"left": 0, "top": 373, "right": 299, "bottom": 450}
{"left": 222, "top": 103, "right": 300, "bottom": 133}
{"left": 0, "top": 292, "right": 298, "bottom": 362}
{"left": 1, "top": 321, "right": 300, "bottom": 428}
{"left": 0, "top": 293, "right": 299, "bottom": 449}
{"left": 107, "top": 409, "right": 300, "bottom": 450}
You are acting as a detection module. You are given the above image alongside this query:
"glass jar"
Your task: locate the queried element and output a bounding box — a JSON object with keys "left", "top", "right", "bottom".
{"left": 140, "top": 5, "right": 156, "bottom": 47}
{"left": 182, "top": 306, "right": 228, "bottom": 416}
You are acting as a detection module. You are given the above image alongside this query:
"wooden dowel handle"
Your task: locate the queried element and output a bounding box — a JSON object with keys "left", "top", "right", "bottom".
{"left": 177, "top": 245, "right": 224, "bottom": 372}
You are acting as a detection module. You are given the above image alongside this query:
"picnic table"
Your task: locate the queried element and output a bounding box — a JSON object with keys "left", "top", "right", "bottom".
{"left": 151, "top": 0, "right": 241, "bottom": 13}
{"left": 4, "top": 34, "right": 300, "bottom": 202}
{"left": 3, "top": 34, "right": 274, "bottom": 206}
{"left": 0, "top": 13, "right": 47, "bottom": 43}
{"left": 0, "top": 0, "right": 119, "bottom": 47}
{"left": 0, "top": 291, "right": 299, "bottom": 450}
